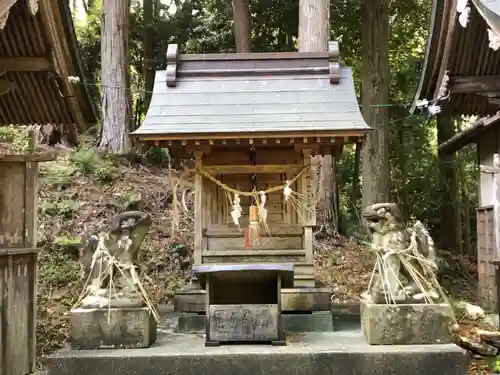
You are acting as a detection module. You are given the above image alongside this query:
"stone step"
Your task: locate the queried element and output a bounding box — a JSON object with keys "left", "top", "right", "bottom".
{"left": 44, "top": 331, "right": 467, "bottom": 375}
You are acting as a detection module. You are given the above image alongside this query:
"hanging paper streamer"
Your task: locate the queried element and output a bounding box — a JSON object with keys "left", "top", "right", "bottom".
{"left": 258, "top": 191, "right": 268, "bottom": 224}
{"left": 283, "top": 180, "right": 292, "bottom": 201}
{"left": 230, "top": 194, "right": 242, "bottom": 227}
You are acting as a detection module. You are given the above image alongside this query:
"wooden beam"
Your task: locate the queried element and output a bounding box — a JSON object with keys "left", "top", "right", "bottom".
{"left": 0, "top": 57, "right": 52, "bottom": 72}
{"left": 450, "top": 75, "right": 500, "bottom": 94}
{"left": 203, "top": 164, "right": 302, "bottom": 175}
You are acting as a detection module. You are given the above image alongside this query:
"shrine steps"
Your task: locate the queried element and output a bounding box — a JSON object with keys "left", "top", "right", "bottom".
{"left": 43, "top": 331, "right": 468, "bottom": 375}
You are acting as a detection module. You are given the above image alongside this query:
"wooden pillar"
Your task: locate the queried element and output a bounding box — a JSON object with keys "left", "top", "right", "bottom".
{"left": 480, "top": 154, "right": 500, "bottom": 258}
{"left": 0, "top": 131, "right": 53, "bottom": 375}
{"left": 301, "top": 148, "right": 315, "bottom": 264}
{"left": 481, "top": 154, "right": 500, "bottom": 312}
{"left": 189, "top": 150, "right": 204, "bottom": 290}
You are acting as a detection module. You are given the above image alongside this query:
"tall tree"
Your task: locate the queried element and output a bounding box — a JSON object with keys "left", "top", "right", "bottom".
{"left": 232, "top": 0, "right": 251, "bottom": 52}
{"left": 143, "top": 0, "right": 156, "bottom": 112}
{"left": 360, "top": 0, "right": 391, "bottom": 209}
{"left": 99, "top": 0, "right": 132, "bottom": 154}
{"left": 298, "top": 0, "right": 339, "bottom": 234}
{"left": 437, "top": 113, "right": 462, "bottom": 252}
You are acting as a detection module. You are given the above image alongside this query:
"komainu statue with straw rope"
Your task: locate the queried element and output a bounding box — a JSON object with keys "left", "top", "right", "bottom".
{"left": 75, "top": 211, "right": 157, "bottom": 312}
{"left": 361, "top": 203, "right": 443, "bottom": 304}
{"left": 360, "top": 203, "right": 454, "bottom": 345}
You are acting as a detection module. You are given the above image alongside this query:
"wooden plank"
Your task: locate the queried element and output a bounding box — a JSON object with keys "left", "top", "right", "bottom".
{"left": 7, "top": 261, "right": 30, "bottom": 375}
{"left": 203, "top": 254, "right": 306, "bottom": 264}
{"left": 203, "top": 164, "right": 302, "bottom": 174}
{"left": 0, "top": 164, "right": 26, "bottom": 247}
{"left": 493, "top": 153, "right": 500, "bottom": 259}
{"left": 0, "top": 154, "right": 55, "bottom": 163}
{"left": 0, "top": 263, "right": 3, "bottom": 375}
{"left": 450, "top": 75, "right": 500, "bottom": 94}
{"left": 207, "top": 236, "right": 302, "bottom": 250}
{"left": 205, "top": 224, "right": 303, "bottom": 237}
{"left": 0, "top": 248, "right": 41, "bottom": 256}
{"left": 136, "top": 129, "right": 369, "bottom": 141}
{"left": 208, "top": 304, "right": 279, "bottom": 342}
{"left": 203, "top": 249, "right": 306, "bottom": 256}
{"left": 0, "top": 57, "right": 52, "bottom": 72}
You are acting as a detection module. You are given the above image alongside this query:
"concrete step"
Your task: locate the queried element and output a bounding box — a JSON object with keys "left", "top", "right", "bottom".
{"left": 43, "top": 331, "right": 467, "bottom": 375}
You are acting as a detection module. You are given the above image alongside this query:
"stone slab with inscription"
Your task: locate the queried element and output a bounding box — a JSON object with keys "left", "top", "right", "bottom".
{"left": 70, "top": 307, "right": 157, "bottom": 349}
{"left": 209, "top": 304, "right": 279, "bottom": 342}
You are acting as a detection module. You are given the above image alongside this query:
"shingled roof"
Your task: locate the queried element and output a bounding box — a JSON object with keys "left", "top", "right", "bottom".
{"left": 412, "top": 0, "right": 500, "bottom": 116}
{"left": 0, "top": 0, "right": 98, "bottom": 128}
{"left": 132, "top": 43, "right": 370, "bottom": 142}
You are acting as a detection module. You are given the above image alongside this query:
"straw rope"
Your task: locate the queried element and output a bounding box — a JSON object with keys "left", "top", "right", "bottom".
{"left": 195, "top": 166, "right": 308, "bottom": 197}
{"left": 367, "top": 229, "right": 456, "bottom": 322}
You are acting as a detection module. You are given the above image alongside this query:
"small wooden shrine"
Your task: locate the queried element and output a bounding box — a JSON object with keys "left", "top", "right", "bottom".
{"left": 132, "top": 42, "right": 371, "bottom": 314}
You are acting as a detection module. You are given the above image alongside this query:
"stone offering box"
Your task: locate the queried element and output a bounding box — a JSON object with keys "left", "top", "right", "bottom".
{"left": 194, "top": 263, "right": 294, "bottom": 346}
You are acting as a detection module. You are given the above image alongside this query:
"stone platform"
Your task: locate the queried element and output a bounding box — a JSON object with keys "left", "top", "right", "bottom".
{"left": 44, "top": 330, "right": 467, "bottom": 375}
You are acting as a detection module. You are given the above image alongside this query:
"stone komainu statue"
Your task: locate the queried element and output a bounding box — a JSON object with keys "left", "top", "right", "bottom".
{"left": 77, "top": 211, "right": 152, "bottom": 309}
{"left": 362, "top": 203, "right": 441, "bottom": 304}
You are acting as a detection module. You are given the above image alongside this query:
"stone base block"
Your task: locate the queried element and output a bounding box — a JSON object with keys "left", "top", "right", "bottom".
{"left": 282, "top": 312, "right": 334, "bottom": 332}
{"left": 361, "top": 301, "right": 453, "bottom": 345}
{"left": 70, "top": 307, "right": 157, "bottom": 349}
{"left": 175, "top": 287, "right": 331, "bottom": 313}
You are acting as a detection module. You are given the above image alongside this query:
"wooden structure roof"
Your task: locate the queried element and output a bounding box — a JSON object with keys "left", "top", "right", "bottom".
{"left": 132, "top": 43, "right": 371, "bottom": 146}
{"left": 0, "top": 0, "right": 98, "bottom": 128}
{"left": 413, "top": 0, "right": 500, "bottom": 117}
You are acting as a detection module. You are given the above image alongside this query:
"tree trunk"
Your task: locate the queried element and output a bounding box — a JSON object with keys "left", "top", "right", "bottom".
{"left": 298, "top": 0, "right": 330, "bottom": 51}
{"left": 143, "top": 0, "right": 155, "bottom": 112}
{"left": 99, "top": 0, "right": 131, "bottom": 154}
{"left": 232, "top": 0, "right": 251, "bottom": 52}
{"left": 298, "top": 0, "right": 338, "bottom": 235}
{"left": 360, "top": 0, "right": 391, "bottom": 211}
{"left": 456, "top": 117, "right": 472, "bottom": 255}
{"left": 350, "top": 141, "right": 362, "bottom": 205}
{"left": 437, "top": 113, "right": 462, "bottom": 252}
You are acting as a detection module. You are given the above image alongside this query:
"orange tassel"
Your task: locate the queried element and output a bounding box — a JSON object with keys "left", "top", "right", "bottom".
{"left": 244, "top": 228, "right": 252, "bottom": 248}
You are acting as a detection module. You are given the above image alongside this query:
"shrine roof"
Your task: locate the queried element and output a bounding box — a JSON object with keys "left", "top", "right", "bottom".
{"left": 412, "top": 0, "right": 500, "bottom": 117}
{"left": 0, "top": 0, "right": 98, "bottom": 128}
{"left": 132, "top": 43, "right": 371, "bottom": 141}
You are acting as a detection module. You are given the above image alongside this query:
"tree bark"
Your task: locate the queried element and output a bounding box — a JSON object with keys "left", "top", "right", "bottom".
{"left": 143, "top": 0, "right": 155, "bottom": 112}
{"left": 99, "top": 0, "right": 131, "bottom": 154}
{"left": 437, "top": 113, "right": 462, "bottom": 252}
{"left": 232, "top": 0, "right": 251, "bottom": 52}
{"left": 298, "top": 0, "right": 330, "bottom": 51}
{"left": 298, "top": 0, "right": 338, "bottom": 235}
{"left": 456, "top": 117, "right": 472, "bottom": 255}
{"left": 360, "top": 0, "right": 391, "bottom": 210}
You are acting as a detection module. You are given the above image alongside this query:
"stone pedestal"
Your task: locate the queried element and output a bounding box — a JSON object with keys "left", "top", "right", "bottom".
{"left": 70, "top": 307, "right": 157, "bottom": 349}
{"left": 361, "top": 301, "right": 453, "bottom": 345}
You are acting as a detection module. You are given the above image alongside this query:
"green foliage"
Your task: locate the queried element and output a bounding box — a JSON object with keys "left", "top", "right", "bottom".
{"left": 145, "top": 146, "right": 169, "bottom": 166}
{"left": 40, "top": 199, "right": 83, "bottom": 218}
{"left": 0, "top": 125, "right": 30, "bottom": 152}
{"left": 38, "top": 246, "right": 81, "bottom": 288}
{"left": 72, "top": 146, "right": 117, "bottom": 182}
{"left": 53, "top": 235, "right": 82, "bottom": 251}
{"left": 40, "top": 164, "right": 76, "bottom": 187}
